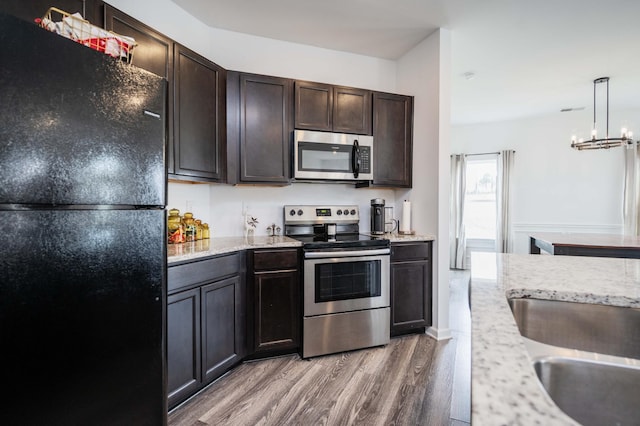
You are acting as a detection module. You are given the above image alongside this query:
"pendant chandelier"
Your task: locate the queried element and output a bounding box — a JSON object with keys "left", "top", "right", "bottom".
{"left": 570, "top": 77, "right": 634, "bottom": 150}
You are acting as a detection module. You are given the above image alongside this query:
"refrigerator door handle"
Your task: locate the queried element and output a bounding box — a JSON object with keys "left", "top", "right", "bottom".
{"left": 143, "top": 110, "right": 162, "bottom": 119}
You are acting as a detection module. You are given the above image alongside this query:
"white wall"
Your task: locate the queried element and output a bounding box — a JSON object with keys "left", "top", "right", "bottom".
{"left": 396, "top": 29, "right": 452, "bottom": 339}
{"left": 452, "top": 108, "right": 640, "bottom": 254}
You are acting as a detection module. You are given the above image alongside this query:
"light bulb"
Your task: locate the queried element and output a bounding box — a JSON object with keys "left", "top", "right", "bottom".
{"left": 621, "top": 127, "right": 628, "bottom": 138}
{"left": 591, "top": 129, "right": 597, "bottom": 140}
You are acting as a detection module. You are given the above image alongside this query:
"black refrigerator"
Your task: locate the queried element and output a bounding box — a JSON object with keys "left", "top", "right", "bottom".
{"left": 0, "top": 13, "right": 167, "bottom": 425}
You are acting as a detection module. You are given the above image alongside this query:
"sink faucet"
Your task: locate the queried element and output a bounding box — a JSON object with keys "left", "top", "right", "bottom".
{"left": 266, "top": 223, "right": 281, "bottom": 237}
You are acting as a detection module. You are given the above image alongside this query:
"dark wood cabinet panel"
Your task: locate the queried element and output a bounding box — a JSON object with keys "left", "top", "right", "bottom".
{"left": 167, "top": 287, "right": 201, "bottom": 409}
{"left": 234, "top": 73, "right": 292, "bottom": 184}
{"left": 294, "top": 81, "right": 332, "bottom": 131}
{"left": 253, "top": 270, "right": 300, "bottom": 353}
{"left": 372, "top": 92, "right": 413, "bottom": 187}
{"left": 295, "top": 81, "right": 372, "bottom": 135}
{"left": 253, "top": 248, "right": 298, "bottom": 271}
{"left": 390, "top": 261, "right": 431, "bottom": 334}
{"left": 248, "top": 248, "right": 300, "bottom": 357}
{"left": 390, "top": 242, "right": 432, "bottom": 336}
{"left": 201, "top": 276, "right": 245, "bottom": 383}
{"left": 173, "top": 44, "right": 226, "bottom": 182}
{"left": 104, "top": 5, "right": 172, "bottom": 79}
{"left": 333, "top": 86, "right": 372, "bottom": 135}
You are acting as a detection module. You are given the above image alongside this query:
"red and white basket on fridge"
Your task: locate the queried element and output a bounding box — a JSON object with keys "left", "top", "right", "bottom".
{"left": 36, "top": 7, "right": 137, "bottom": 63}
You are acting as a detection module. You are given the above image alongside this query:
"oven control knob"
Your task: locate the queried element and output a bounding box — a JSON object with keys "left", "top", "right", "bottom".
{"left": 297, "top": 209, "right": 303, "bottom": 216}
{"left": 289, "top": 209, "right": 296, "bottom": 216}
{"left": 350, "top": 209, "right": 356, "bottom": 216}
{"left": 336, "top": 210, "right": 342, "bottom": 215}
{"left": 343, "top": 209, "right": 349, "bottom": 215}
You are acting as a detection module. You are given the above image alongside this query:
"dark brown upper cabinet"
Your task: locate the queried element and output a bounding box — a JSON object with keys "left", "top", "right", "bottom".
{"left": 295, "top": 81, "right": 372, "bottom": 135}
{"left": 172, "top": 43, "right": 226, "bottom": 182}
{"left": 372, "top": 92, "right": 413, "bottom": 188}
{"left": 103, "top": 5, "right": 175, "bottom": 172}
{"left": 227, "top": 72, "right": 293, "bottom": 184}
{"left": 104, "top": 5, "right": 172, "bottom": 79}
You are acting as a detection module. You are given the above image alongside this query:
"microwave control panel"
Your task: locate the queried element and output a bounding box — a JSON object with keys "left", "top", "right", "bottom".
{"left": 359, "top": 146, "right": 371, "bottom": 173}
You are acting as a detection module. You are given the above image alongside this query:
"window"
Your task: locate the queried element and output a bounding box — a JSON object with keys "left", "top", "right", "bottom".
{"left": 464, "top": 154, "right": 498, "bottom": 246}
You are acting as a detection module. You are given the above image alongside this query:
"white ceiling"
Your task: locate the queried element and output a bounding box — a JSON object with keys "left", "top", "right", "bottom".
{"left": 171, "top": 0, "right": 640, "bottom": 125}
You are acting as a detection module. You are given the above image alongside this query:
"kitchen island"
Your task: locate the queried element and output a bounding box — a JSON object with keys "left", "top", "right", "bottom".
{"left": 470, "top": 252, "right": 640, "bottom": 425}
{"left": 529, "top": 232, "right": 640, "bottom": 258}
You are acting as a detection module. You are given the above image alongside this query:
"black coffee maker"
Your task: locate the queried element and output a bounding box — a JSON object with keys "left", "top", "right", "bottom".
{"left": 370, "top": 198, "right": 385, "bottom": 235}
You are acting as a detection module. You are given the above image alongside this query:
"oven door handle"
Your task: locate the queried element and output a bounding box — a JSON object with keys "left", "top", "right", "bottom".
{"left": 304, "top": 248, "right": 390, "bottom": 259}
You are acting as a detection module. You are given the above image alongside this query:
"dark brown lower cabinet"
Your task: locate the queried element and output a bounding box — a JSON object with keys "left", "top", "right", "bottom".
{"left": 167, "top": 253, "right": 245, "bottom": 409}
{"left": 167, "top": 287, "right": 201, "bottom": 408}
{"left": 390, "top": 241, "right": 432, "bottom": 336}
{"left": 248, "top": 248, "right": 300, "bottom": 357}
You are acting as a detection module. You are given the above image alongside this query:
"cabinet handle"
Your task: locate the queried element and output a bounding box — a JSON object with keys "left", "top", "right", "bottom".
{"left": 144, "top": 110, "right": 161, "bottom": 119}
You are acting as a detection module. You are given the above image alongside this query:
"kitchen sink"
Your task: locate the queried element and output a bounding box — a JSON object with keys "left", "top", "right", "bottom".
{"left": 534, "top": 357, "right": 640, "bottom": 426}
{"left": 508, "top": 298, "right": 640, "bottom": 359}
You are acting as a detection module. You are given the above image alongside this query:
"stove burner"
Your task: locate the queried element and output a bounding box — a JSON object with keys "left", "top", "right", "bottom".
{"left": 284, "top": 204, "right": 389, "bottom": 250}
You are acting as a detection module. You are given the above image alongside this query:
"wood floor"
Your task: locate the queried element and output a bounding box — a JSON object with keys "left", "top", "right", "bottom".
{"left": 168, "top": 270, "right": 471, "bottom": 426}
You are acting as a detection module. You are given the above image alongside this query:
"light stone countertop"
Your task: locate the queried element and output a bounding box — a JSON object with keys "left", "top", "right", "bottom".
{"left": 168, "top": 233, "right": 435, "bottom": 265}
{"left": 470, "top": 252, "right": 640, "bottom": 425}
{"left": 167, "top": 236, "right": 302, "bottom": 265}
{"left": 365, "top": 232, "right": 436, "bottom": 242}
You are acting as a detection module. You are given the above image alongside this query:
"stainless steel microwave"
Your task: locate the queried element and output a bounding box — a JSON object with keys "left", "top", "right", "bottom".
{"left": 293, "top": 130, "right": 373, "bottom": 181}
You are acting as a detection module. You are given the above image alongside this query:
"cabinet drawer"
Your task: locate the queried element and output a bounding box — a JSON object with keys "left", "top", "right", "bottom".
{"left": 391, "top": 242, "right": 431, "bottom": 262}
{"left": 169, "top": 252, "right": 242, "bottom": 293}
{"left": 252, "top": 249, "right": 299, "bottom": 271}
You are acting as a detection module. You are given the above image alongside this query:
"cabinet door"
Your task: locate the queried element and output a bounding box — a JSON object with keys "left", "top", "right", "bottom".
{"left": 238, "top": 73, "right": 292, "bottom": 183}
{"left": 294, "top": 81, "right": 332, "bottom": 131}
{"left": 373, "top": 92, "right": 413, "bottom": 187}
{"left": 167, "top": 288, "right": 201, "bottom": 409}
{"left": 253, "top": 270, "right": 300, "bottom": 354}
{"left": 390, "top": 260, "right": 432, "bottom": 336}
{"left": 333, "top": 86, "right": 372, "bottom": 135}
{"left": 173, "top": 44, "right": 226, "bottom": 181}
{"left": 201, "top": 276, "right": 245, "bottom": 384}
{"left": 104, "top": 5, "right": 174, "bottom": 172}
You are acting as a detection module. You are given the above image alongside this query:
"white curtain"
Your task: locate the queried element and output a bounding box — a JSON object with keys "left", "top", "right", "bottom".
{"left": 623, "top": 143, "right": 640, "bottom": 235}
{"left": 450, "top": 154, "right": 467, "bottom": 269}
{"left": 496, "top": 150, "right": 515, "bottom": 253}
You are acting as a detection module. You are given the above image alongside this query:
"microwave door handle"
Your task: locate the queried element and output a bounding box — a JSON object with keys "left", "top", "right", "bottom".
{"left": 352, "top": 139, "right": 360, "bottom": 178}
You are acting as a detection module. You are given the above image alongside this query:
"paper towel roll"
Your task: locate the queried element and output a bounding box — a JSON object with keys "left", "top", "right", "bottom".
{"left": 400, "top": 200, "right": 411, "bottom": 232}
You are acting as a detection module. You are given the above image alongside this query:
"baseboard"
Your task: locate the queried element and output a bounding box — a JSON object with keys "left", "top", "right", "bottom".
{"left": 426, "top": 326, "right": 453, "bottom": 341}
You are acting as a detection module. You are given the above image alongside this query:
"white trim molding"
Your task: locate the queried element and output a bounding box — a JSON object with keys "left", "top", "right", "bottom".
{"left": 426, "top": 326, "right": 453, "bottom": 341}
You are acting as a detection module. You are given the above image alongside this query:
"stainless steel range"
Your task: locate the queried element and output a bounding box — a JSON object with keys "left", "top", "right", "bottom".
{"left": 284, "top": 204, "right": 390, "bottom": 358}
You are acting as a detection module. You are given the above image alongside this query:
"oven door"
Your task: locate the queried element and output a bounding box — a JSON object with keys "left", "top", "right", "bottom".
{"left": 303, "top": 248, "right": 390, "bottom": 317}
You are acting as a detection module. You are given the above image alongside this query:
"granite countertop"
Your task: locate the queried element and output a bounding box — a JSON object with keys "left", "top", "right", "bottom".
{"left": 365, "top": 232, "right": 436, "bottom": 242}
{"left": 168, "top": 233, "right": 435, "bottom": 264}
{"left": 470, "top": 252, "right": 640, "bottom": 425}
{"left": 167, "top": 236, "right": 302, "bottom": 265}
